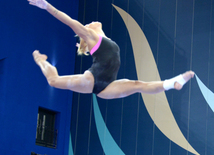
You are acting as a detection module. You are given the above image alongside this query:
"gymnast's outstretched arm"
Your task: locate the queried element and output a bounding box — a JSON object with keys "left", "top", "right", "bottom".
{"left": 28, "top": 0, "right": 96, "bottom": 42}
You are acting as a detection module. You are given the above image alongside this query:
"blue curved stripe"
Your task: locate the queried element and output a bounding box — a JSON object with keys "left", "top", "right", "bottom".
{"left": 93, "top": 94, "right": 125, "bottom": 155}
{"left": 195, "top": 74, "right": 214, "bottom": 112}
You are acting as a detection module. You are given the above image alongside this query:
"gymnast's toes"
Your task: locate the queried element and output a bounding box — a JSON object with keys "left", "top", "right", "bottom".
{"left": 182, "top": 71, "right": 195, "bottom": 82}
{"left": 174, "top": 71, "right": 195, "bottom": 90}
{"left": 33, "top": 50, "right": 48, "bottom": 64}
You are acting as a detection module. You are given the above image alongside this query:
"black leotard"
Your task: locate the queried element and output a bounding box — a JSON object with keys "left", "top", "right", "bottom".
{"left": 88, "top": 36, "right": 120, "bottom": 94}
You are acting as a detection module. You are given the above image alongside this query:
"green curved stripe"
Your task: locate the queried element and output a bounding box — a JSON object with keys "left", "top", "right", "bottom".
{"left": 112, "top": 4, "right": 199, "bottom": 155}
{"left": 93, "top": 94, "right": 125, "bottom": 155}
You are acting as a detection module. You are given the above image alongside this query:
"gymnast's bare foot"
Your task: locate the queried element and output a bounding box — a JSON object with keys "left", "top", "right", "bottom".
{"left": 33, "top": 50, "right": 48, "bottom": 66}
{"left": 174, "top": 71, "right": 195, "bottom": 90}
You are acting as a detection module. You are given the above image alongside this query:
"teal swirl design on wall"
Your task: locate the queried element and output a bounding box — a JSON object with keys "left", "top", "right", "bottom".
{"left": 93, "top": 94, "right": 125, "bottom": 155}
{"left": 68, "top": 133, "right": 74, "bottom": 155}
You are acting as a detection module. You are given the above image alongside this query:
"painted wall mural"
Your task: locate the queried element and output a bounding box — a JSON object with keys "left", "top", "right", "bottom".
{"left": 71, "top": 0, "right": 214, "bottom": 154}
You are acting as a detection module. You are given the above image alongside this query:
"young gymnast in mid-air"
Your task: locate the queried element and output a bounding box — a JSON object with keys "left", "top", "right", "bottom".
{"left": 28, "top": 0, "right": 195, "bottom": 99}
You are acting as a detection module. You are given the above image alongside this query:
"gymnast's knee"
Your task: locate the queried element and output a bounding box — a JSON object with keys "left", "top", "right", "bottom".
{"left": 121, "top": 79, "right": 142, "bottom": 86}
{"left": 47, "top": 76, "right": 58, "bottom": 87}
{"left": 133, "top": 80, "right": 143, "bottom": 86}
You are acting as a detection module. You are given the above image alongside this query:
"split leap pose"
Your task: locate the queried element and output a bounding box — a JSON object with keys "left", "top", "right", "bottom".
{"left": 28, "top": 0, "right": 195, "bottom": 99}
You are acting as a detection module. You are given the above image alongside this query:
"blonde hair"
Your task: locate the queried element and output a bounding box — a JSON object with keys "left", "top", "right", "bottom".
{"left": 77, "top": 37, "right": 89, "bottom": 56}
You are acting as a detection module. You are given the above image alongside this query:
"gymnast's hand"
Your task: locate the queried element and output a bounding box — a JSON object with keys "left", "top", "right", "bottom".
{"left": 28, "top": 0, "right": 49, "bottom": 9}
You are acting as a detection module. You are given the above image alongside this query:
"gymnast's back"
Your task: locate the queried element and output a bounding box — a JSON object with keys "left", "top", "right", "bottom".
{"left": 88, "top": 36, "right": 121, "bottom": 94}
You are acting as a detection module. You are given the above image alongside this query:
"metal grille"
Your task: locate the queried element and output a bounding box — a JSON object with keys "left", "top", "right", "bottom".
{"left": 36, "top": 108, "right": 57, "bottom": 149}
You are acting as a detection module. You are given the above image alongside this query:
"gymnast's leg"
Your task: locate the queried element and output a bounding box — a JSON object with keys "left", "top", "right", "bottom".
{"left": 97, "top": 71, "right": 194, "bottom": 99}
{"left": 33, "top": 50, "right": 94, "bottom": 93}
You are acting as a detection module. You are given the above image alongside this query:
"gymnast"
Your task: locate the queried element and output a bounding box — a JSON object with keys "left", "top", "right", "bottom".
{"left": 28, "top": 0, "right": 195, "bottom": 99}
